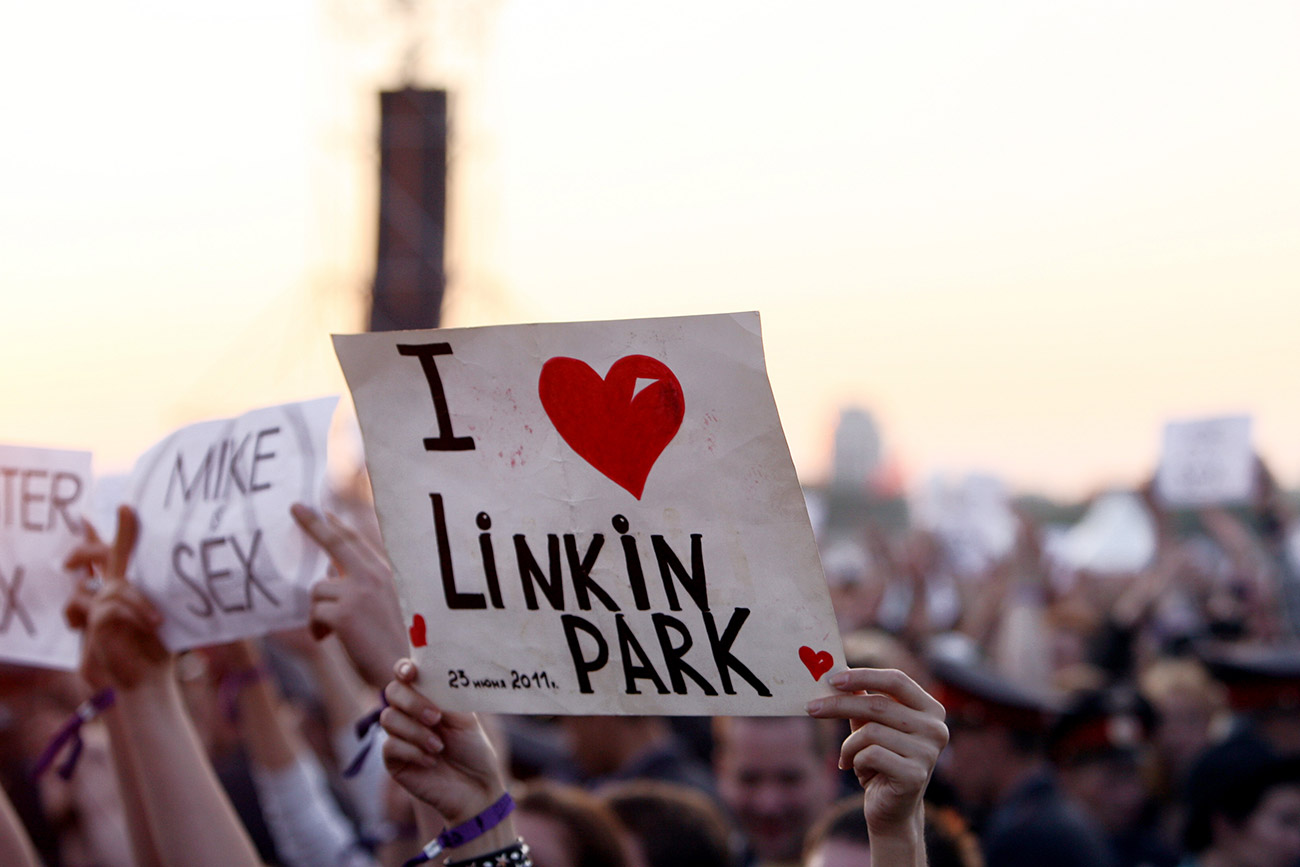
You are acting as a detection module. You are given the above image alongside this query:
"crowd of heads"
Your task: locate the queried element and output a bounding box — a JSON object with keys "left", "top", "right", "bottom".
{"left": 1, "top": 456, "right": 1299, "bottom": 867}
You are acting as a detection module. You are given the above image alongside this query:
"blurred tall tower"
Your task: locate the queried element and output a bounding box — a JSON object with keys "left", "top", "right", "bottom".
{"left": 831, "top": 407, "right": 881, "bottom": 490}
{"left": 368, "top": 88, "right": 448, "bottom": 332}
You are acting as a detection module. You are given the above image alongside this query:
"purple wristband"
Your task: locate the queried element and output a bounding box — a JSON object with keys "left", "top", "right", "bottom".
{"left": 343, "top": 690, "right": 389, "bottom": 778}
{"left": 31, "top": 689, "right": 116, "bottom": 780}
{"left": 403, "top": 792, "right": 515, "bottom": 867}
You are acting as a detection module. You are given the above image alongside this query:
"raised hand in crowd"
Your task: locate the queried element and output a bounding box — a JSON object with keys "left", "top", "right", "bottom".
{"left": 66, "top": 511, "right": 170, "bottom": 688}
{"left": 1199, "top": 505, "right": 1284, "bottom": 641}
{"left": 380, "top": 658, "right": 520, "bottom": 863}
{"left": 204, "top": 638, "right": 378, "bottom": 867}
{"left": 1254, "top": 455, "right": 1297, "bottom": 541}
{"left": 266, "top": 627, "right": 399, "bottom": 850}
{"left": 1200, "top": 506, "right": 1268, "bottom": 571}
{"left": 1137, "top": 475, "right": 1178, "bottom": 555}
{"left": 291, "top": 503, "right": 406, "bottom": 689}
{"left": 65, "top": 517, "right": 131, "bottom": 692}
{"left": 806, "top": 667, "right": 948, "bottom": 867}
{"left": 1110, "top": 542, "right": 1185, "bottom": 630}
{"left": 65, "top": 512, "right": 165, "bottom": 867}
{"left": 74, "top": 505, "right": 264, "bottom": 867}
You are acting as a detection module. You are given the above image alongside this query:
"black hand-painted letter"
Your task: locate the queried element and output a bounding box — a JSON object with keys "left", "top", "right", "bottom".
{"left": 0, "top": 565, "right": 35, "bottom": 637}
{"left": 430, "top": 494, "right": 486, "bottom": 610}
{"left": 397, "top": 343, "right": 475, "bottom": 452}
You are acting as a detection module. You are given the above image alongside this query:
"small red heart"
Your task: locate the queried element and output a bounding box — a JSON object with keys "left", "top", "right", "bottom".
{"left": 799, "top": 646, "right": 834, "bottom": 681}
{"left": 409, "top": 614, "right": 428, "bottom": 648}
{"left": 538, "top": 354, "right": 685, "bottom": 499}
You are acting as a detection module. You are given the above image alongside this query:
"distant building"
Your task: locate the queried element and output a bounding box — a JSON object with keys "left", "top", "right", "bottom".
{"left": 369, "top": 88, "right": 449, "bottom": 333}
{"left": 831, "top": 407, "right": 881, "bottom": 490}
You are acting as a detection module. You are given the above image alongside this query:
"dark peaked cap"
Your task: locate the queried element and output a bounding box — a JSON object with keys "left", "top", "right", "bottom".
{"left": 1047, "top": 686, "right": 1154, "bottom": 763}
{"left": 1199, "top": 642, "right": 1300, "bottom": 712}
{"left": 929, "top": 655, "right": 1058, "bottom": 733}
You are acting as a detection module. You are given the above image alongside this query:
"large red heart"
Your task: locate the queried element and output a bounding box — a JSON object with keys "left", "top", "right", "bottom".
{"left": 538, "top": 354, "right": 685, "bottom": 499}
{"left": 799, "top": 646, "right": 834, "bottom": 681}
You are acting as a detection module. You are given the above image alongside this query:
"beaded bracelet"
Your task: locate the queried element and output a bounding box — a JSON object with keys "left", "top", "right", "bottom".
{"left": 446, "top": 840, "right": 532, "bottom": 867}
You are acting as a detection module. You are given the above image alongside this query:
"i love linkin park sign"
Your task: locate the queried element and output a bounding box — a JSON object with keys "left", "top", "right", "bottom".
{"left": 334, "top": 312, "right": 843, "bottom": 715}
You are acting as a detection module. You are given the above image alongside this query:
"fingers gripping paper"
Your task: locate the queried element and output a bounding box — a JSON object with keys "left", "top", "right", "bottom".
{"left": 0, "top": 445, "right": 92, "bottom": 670}
{"left": 127, "top": 398, "right": 338, "bottom": 651}
{"left": 334, "top": 312, "right": 844, "bottom": 715}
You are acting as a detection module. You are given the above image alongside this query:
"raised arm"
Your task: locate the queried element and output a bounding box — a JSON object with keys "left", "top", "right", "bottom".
{"left": 206, "top": 639, "right": 374, "bottom": 867}
{"left": 65, "top": 518, "right": 163, "bottom": 867}
{"left": 269, "top": 628, "right": 394, "bottom": 844}
{"left": 79, "top": 506, "right": 263, "bottom": 867}
{"left": 806, "top": 667, "right": 949, "bottom": 867}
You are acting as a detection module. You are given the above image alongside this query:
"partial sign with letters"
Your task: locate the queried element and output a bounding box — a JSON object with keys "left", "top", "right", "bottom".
{"left": 127, "top": 398, "right": 337, "bottom": 650}
{"left": 0, "top": 445, "right": 92, "bottom": 669}
{"left": 334, "top": 312, "right": 844, "bottom": 715}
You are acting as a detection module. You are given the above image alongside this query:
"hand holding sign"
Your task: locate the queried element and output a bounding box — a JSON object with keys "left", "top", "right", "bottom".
{"left": 291, "top": 503, "right": 406, "bottom": 689}
{"left": 806, "top": 668, "right": 948, "bottom": 842}
{"left": 381, "top": 658, "right": 510, "bottom": 829}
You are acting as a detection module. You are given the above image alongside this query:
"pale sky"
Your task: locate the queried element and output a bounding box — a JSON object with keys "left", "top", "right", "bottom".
{"left": 2, "top": 1, "right": 1298, "bottom": 498}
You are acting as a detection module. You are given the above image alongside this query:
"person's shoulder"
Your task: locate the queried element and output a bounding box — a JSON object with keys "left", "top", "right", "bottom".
{"left": 984, "top": 818, "right": 1113, "bottom": 867}
{"left": 984, "top": 776, "right": 1114, "bottom": 867}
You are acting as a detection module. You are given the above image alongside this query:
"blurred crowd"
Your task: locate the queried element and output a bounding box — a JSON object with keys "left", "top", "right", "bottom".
{"left": 2, "top": 457, "right": 1299, "bottom": 867}
{"left": 816, "top": 457, "right": 1300, "bottom": 867}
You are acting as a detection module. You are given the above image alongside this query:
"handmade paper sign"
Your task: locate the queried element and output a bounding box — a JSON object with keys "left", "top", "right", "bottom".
{"left": 912, "top": 473, "right": 1016, "bottom": 576}
{"left": 126, "top": 398, "right": 337, "bottom": 650}
{"left": 1156, "top": 415, "right": 1254, "bottom": 507}
{"left": 334, "top": 312, "right": 844, "bottom": 715}
{"left": 0, "top": 445, "right": 92, "bottom": 670}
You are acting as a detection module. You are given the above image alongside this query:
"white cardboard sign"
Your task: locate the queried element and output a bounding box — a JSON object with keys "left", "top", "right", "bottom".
{"left": 126, "top": 398, "right": 337, "bottom": 651}
{"left": 334, "top": 312, "right": 844, "bottom": 715}
{"left": 1156, "top": 415, "right": 1254, "bottom": 507}
{"left": 0, "top": 445, "right": 92, "bottom": 670}
{"left": 911, "top": 473, "right": 1016, "bottom": 576}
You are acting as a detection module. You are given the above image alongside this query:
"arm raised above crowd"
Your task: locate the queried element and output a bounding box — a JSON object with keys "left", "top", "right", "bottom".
{"left": 66, "top": 518, "right": 164, "bottom": 867}
{"left": 79, "top": 506, "right": 263, "bottom": 867}
{"left": 806, "top": 667, "right": 949, "bottom": 867}
{"left": 202, "top": 639, "right": 376, "bottom": 867}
